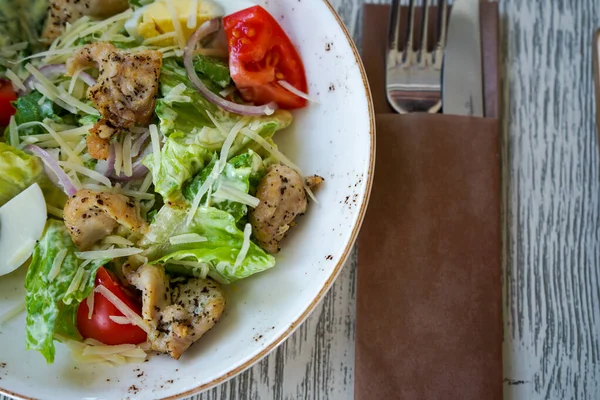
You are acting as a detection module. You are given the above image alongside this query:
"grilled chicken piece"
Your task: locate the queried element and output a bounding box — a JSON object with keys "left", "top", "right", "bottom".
{"left": 64, "top": 189, "right": 147, "bottom": 250}
{"left": 66, "top": 43, "right": 162, "bottom": 159}
{"left": 42, "top": 0, "right": 129, "bottom": 42}
{"left": 127, "top": 264, "right": 225, "bottom": 360}
{"left": 250, "top": 164, "right": 323, "bottom": 253}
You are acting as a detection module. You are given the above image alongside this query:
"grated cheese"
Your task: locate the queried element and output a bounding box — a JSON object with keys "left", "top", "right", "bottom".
{"left": 5, "top": 69, "right": 26, "bottom": 92}
{"left": 33, "top": 82, "right": 78, "bottom": 114}
{"left": 60, "top": 336, "right": 147, "bottom": 365}
{"left": 47, "top": 204, "right": 64, "bottom": 218}
{"left": 8, "top": 116, "right": 18, "bottom": 148}
{"left": 113, "top": 141, "right": 123, "bottom": 176}
{"left": 165, "top": 0, "right": 186, "bottom": 49}
{"left": 48, "top": 249, "right": 68, "bottom": 281}
{"left": 169, "top": 233, "right": 208, "bottom": 245}
{"left": 65, "top": 9, "right": 133, "bottom": 49}
{"left": 234, "top": 223, "right": 252, "bottom": 268}
{"left": 219, "top": 86, "right": 236, "bottom": 98}
{"left": 149, "top": 124, "right": 161, "bottom": 182}
{"left": 68, "top": 69, "right": 82, "bottom": 94}
{"left": 59, "top": 161, "right": 112, "bottom": 187}
{"left": 278, "top": 80, "right": 319, "bottom": 103}
{"left": 139, "top": 172, "right": 154, "bottom": 194}
{"left": 123, "top": 134, "right": 133, "bottom": 177}
{"left": 102, "top": 235, "right": 134, "bottom": 247}
{"left": 86, "top": 291, "right": 94, "bottom": 319}
{"left": 215, "top": 183, "right": 260, "bottom": 207}
{"left": 65, "top": 264, "right": 86, "bottom": 297}
{"left": 76, "top": 248, "right": 143, "bottom": 260}
{"left": 142, "top": 32, "right": 176, "bottom": 45}
{"left": 18, "top": 121, "right": 82, "bottom": 164}
{"left": 95, "top": 285, "right": 151, "bottom": 333}
{"left": 108, "top": 315, "right": 132, "bottom": 325}
{"left": 239, "top": 127, "right": 302, "bottom": 173}
{"left": 187, "top": 0, "right": 199, "bottom": 28}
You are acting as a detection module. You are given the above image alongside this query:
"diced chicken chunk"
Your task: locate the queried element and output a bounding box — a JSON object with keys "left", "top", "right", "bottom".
{"left": 127, "top": 264, "right": 225, "bottom": 360}
{"left": 64, "top": 189, "right": 147, "bottom": 250}
{"left": 66, "top": 43, "right": 162, "bottom": 159}
{"left": 249, "top": 164, "right": 322, "bottom": 253}
{"left": 42, "top": 0, "right": 129, "bottom": 42}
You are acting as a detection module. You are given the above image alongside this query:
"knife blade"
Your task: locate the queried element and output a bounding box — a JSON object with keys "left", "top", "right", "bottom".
{"left": 442, "top": 0, "right": 484, "bottom": 117}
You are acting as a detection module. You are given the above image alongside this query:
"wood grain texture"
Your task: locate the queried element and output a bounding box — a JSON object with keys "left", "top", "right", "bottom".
{"left": 6, "top": 1, "right": 600, "bottom": 400}
{"left": 500, "top": 0, "right": 600, "bottom": 399}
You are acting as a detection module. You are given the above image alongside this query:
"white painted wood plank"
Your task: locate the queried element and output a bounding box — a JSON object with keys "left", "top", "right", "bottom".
{"left": 501, "top": 0, "right": 600, "bottom": 399}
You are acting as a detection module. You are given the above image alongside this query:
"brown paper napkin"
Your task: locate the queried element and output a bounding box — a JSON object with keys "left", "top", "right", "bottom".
{"left": 355, "top": 3, "right": 502, "bottom": 400}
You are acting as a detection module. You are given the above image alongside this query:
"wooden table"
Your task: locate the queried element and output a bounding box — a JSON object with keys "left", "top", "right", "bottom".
{"left": 4, "top": 0, "right": 599, "bottom": 399}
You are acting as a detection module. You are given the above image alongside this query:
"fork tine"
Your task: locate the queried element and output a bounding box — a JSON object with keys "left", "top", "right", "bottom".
{"left": 418, "top": 0, "right": 431, "bottom": 65}
{"left": 387, "top": 0, "right": 402, "bottom": 51}
{"left": 405, "top": 0, "right": 416, "bottom": 54}
{"left": 433, "top": 0, "right": 449, "bottom": 68}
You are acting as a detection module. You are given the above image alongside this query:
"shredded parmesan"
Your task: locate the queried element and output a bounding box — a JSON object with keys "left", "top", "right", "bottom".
{"left": 8, "top": 116, "right": 18, "bottom": 148}
{"left": 59, "top": 161, "right": 112, "bottom": 187}
{"left": 142, "top": 32, "right": 176, "bottom": 45}
{"left": 219, "top": 86, "right": 236, "bottom": 98}
{"left": 65, "top": 264, "right": 86, "bottom": 297}
{"left": 140, "top": 172, "right": 154, "bottom": 194}
{"left": 86, "top": 291, "right": 95, "bottom": 319}
{"left": 123, "top": 134, "right": 133, "bottom": 177}
{"left": 187, "top": 0, "right": 199, "bottom": 28}
{"left": 234, "top": 223, "right": 252, "bottom": 268}
{"left": 108, "top": 315, "right": 132, "bottom": 325}
{"left": 68, "top": 69, "right": 82, "bottom": 94}
{"left": 76, "top": 248, "right": 143, "bottom": 260}
{"left": 149, "top": 124, "right": 161, "bottom": 181}
{"left": 113, "top": 141, "right": 123, "bottom": 176}
{"left": 48, "top": 249, "right": 68, "bottom": 281}
{"left": 47, "top": 204, "right": 64, "bottom": 218}
{"left": 165, "top": 0, "right": 186, "bottom": 49}
{"left": 18, "top": 121, "right": 82, "bottom": 164}
{"left": 169, "top": 233, "right": 208, "bottom": 245}
{"left": 102, "top": 235, "right": 134, "bottom": 247}
{"left": 278, "top": 80, "right": 319, "bottom": 103}
{"left": 95, "top": 285, "right": 151, "bottom": 333}
{"left": 215, "top": 184, "right": 260, "bottom": 207}
{"left": 60, "top": 336, "right": 147, "bottom": 365}
{"left": 5, "top": 69, "right": 26, "bottom": 92}
{"left": 239, "top": 127, "right": 303, "bottom": 173}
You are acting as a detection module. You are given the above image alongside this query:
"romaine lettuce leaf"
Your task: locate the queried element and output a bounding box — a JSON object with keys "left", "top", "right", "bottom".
{"left": 143, "top": 137, "right": 213, "bottom": 204}
{"left": 142, "top": 205, "right": 275, "bottom": 284}
{"left": 0, "top": 142, "right": 67, "bottom": 208}
{"left": 25, "top": 220, "right": 106, "bottom": 363}
{"left": 193, "top": 55, "right": 231, "bottom": 89}
{"left": 183, "top": 150, "right": 265, "bottom": 221}
{"left": 6, "top": 91, "right": 58, "bottom": 140}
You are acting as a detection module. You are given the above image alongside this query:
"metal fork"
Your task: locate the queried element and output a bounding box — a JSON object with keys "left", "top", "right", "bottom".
{"left": 386, "top": 0, "right": 448, "bottom": 113}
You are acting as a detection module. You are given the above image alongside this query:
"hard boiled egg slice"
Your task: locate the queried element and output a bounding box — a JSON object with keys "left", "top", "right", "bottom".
{"left": 0, "top": 183, "right": 47, "bottom": 277}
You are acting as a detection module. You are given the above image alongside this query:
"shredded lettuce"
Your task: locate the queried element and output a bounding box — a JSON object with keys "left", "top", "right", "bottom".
{"left": 141, "top": 205, "right": 275, "bottom": 284}
{"left": 25, "top": 220, "right": 106, "bottom": 363}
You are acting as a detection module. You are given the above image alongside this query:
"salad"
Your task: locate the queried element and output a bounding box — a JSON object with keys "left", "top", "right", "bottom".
{"left": 0, "top": 0, "right": 322, "bottom": 364}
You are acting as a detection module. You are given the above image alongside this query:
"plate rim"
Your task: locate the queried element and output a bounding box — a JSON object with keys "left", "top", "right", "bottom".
{"left": 0, "top": 0, "right": 376, "bottom": 398}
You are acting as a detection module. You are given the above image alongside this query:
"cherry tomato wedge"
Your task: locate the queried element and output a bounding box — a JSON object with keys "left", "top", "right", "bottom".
{"left": 77, "top": 267, "right": 147, "bottom": 345}
{"left": 0, "top": 80, "right": 17, "bottom": 126}
{"left": 223, "top": 6, "right": 308, "bottom": 109}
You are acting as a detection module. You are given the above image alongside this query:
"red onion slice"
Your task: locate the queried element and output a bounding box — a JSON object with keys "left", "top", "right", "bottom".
{"left": 21, "top": 64, "right": 96, "bottom": 94}
{"left": 111, "top": 163, "right": 149, "bottom": 182}
{"left": 25, "top": 145, "right": 78, "bottom": 197}
{"left": 184, "top": 19, "right": 278, "bottom": 116}
{"left": 131, "top": 131, "right": 150, "bottom": 157}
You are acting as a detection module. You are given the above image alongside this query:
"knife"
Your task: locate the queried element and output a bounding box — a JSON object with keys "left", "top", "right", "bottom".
{"left": 442, "top": 0, "right": 484, "bottom": 117}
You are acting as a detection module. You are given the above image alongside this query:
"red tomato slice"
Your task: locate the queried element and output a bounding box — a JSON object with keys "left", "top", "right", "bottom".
{"left": 0, "top": 80, "right": 17, "bottom": 126}
{"left": 224, "top": 6, "right": 308, "bottom": 109}
{"left": 77, "top": 267, "right": 147, "bottom": 345}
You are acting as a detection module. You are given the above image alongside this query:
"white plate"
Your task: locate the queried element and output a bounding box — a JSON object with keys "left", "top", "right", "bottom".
{"left": 0, "top": 0, "right": 375, "bottom": 398}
